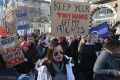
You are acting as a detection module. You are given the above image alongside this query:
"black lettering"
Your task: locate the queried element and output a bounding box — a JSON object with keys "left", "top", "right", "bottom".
{"left": 57, "top": 25, "right": 63, "bottom": 34}
{"left": 54, "top": 1, "right": 59, "bottom": 10}
{"left": 71, "top": 27, "right": 75, "bottom": 34}
{"left": 72, "top": 20, "right": 79, "bottom": 27}
{"left": 85, "top": 5, "right": 90, "bottom": 13}
{"left": 14, "top": 51, "right": 20, "bottom": 57}
{"left": 62, "top": 19, "right": 70, "bottom": 26}
{"left": 75, "top": 4, "right": 79, "bottom": 12}
{"left": 1, "top": 37, "right": 14, "bottom": 46}
{"left": 54, "top": 1, "right": 71, "bottom": 11}
{"left": 68, "top": 4, "right": 71, "bottom": 11}
{"left": 63, "top": 3, "right": 67, "bottom": 10}
{"left": 74, "top": 4, "right": 89, "bottom": 13}
{"left": 65, "top": 27, "right": 70, "bottom": 35}
{"left": 72, "top": 20, "right": 76, "bottom": 26}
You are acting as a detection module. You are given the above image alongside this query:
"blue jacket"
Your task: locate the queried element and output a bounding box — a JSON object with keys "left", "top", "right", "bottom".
{"left": 36, "top": 45, "right": 45, "bottom": 59}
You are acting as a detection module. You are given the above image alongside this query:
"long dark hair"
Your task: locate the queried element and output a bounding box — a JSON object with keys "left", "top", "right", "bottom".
{"left": 43, "top": 42, "right": 68, "bottom": 77}
{"left": 44, "top": 42, "right": 68, "bottom": 63}
{"left": 104, "top": 39, "right": 120, "bottom": 52}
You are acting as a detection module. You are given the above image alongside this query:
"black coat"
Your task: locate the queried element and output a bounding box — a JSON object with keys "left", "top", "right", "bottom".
{"left": 80, "top": 44, "right": 97, "bottom": 73}
{"left": 93, "top": 50, "right": 120, "bottom": 80}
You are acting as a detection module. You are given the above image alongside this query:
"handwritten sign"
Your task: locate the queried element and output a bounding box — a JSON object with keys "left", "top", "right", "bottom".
{"left": 0, "top": 36, "right": 25, "bottom": 68}
{"left": 0, "top": 36, "right": 18, "bottom": 49}
{"left": 51, "top": 0, "right": 90, "bottom": 36}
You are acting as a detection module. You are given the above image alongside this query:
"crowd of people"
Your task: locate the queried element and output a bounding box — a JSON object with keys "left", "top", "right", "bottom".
{"left": 0, "top": 27, "right": 120, "bottom": 80}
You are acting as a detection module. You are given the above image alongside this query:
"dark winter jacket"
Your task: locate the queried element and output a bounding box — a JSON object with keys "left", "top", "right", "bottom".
{"left": 93, "top": 50, "right": 120, "bottom": 80}
{"left": 36, "top": 44, "right": 46, "bottom": 59}
{"left": 80, "top": 44, "right": 97, "bottom": 72}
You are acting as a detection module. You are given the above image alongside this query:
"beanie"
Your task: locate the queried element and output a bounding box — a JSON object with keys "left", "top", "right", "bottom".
{"left": 18, "top": 74, "right": 30, "bottom": 80}
{"left": 21, "top": 41, "right": 30, "bottom": 47}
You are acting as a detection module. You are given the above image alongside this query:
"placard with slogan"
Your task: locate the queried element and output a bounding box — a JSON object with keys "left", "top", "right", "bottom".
{"left": 0, "top": 36, "right": 25, "bottom": 68}
{"left": 51, "top": 0, "right": 90, "bottom": 36}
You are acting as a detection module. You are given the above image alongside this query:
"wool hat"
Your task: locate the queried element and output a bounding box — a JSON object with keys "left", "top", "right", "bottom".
{"left": 18, "top": 74, "right": 30, "bottom": 80}
{"left": 21, "top": 41, "right": 30, "bottom": 47}
{"left": 50, "top": 38, "right": 59, "bottom": 46}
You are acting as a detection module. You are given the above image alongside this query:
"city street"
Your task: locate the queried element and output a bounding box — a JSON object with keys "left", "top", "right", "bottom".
{"left": 0, "top": 0, "right": 120, "bottom": 80}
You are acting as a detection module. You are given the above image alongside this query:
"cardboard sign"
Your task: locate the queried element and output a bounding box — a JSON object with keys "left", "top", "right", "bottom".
{"left": 0, "top": 26, "right": 7, "bottom": 37}
{"left": 51, "top": 0, "right": 90, "bottom": 37}
{"left": 0, "top": 45, "right": 25, "bottom": 68}
{"left": 0, "top": 36, "right": 18, "bottom": 49}
{"left": 0, "top": 36, "right": 25, "bottom": 68}
{"left": 89, "top": 22, "right": 110, "bottom": 38}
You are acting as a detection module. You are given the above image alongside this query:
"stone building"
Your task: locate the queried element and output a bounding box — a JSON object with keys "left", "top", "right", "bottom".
{"left": 17, "top": 0, "right": 51, "bottom": 34}
{"left": 5, "top": 0, "right": 51, "bottom": 35}
{"left": 90, "top": 0, "right": 118, "bottom": 27}
{"left": 5, "top": 0, "right": 17, "bottom": 34}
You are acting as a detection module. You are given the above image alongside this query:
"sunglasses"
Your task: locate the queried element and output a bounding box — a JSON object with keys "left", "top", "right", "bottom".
{"left": 53, "top": 51, "right": 64, "bottom": 56}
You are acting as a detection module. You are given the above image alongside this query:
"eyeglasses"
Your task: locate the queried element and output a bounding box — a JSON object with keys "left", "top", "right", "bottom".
{"left": 53, "top": 51, "right": 64, "bottom": 56}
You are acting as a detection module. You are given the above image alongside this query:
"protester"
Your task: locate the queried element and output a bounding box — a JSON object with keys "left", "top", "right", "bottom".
{"left": 15, "top": 41, "right": 35, "bottom": 80}
{"left": 110, "top": 28, "right": 119, "bottom": 40}
{"left": 18, "top": 74, "right": 31, "bottom": 80}
{"left": 36, "top": 41, "right": 75, "bottom": 80}
{"left": 93, "top": 39, "right": 120, "bottom": 80}
{"left": 59, "top": 36, "right": 69, "bottom": 56}
{"left": 78, "top": 33, "right": 99, "bottom": 80}
{"left": 36, "top": 37, "right": 47, "bottom": 59}
{"left": 27, "top": 35, "right": 38, "bottom": 62}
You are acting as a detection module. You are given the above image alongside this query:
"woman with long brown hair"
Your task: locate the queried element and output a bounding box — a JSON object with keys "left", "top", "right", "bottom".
{"left": 35, "top": 38, "right": 74, "bottom": 80}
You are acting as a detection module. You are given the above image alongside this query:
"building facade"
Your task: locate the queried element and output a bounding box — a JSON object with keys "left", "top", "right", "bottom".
{"left": 17, "top": 0, "right": 51, "bottom": 34}
{"left": 5, "top": 0, "right": 51, "bottom": 35}
{"left": 90, "top": 0, "right": 117, "bottom": 27}
{"left": 5, "top": 0, "right": 17, "bottom": 34}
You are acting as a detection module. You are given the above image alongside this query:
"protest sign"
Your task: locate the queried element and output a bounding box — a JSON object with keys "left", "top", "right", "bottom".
{"left": 51, "top": 0, "right": 90, "bottom": 37}
{"left": 0, "top": 36, "right": 25, "bottom": 68}
{"left": 0, "top": 45, "right": 25, "bottom": 68}
{"left": 0, "top": 26, "right": 7, "bottom": 37}
{"left": 0, "top": 36, "right": 18, "bottom": 49}
{"left": 16, "top": 6, "right": 30, "bottom": 36}
{"left": 89, "top": 22, "right": 110, "bottom": 38}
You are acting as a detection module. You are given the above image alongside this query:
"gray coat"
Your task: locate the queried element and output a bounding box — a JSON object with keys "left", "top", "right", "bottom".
{"left": 93, "top": 50, "right": 120, "bottom": 80}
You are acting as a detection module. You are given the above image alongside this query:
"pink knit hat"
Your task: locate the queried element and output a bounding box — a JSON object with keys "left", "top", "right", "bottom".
{"left": 21, "top": 41, "right": 30, "bottom": 47}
